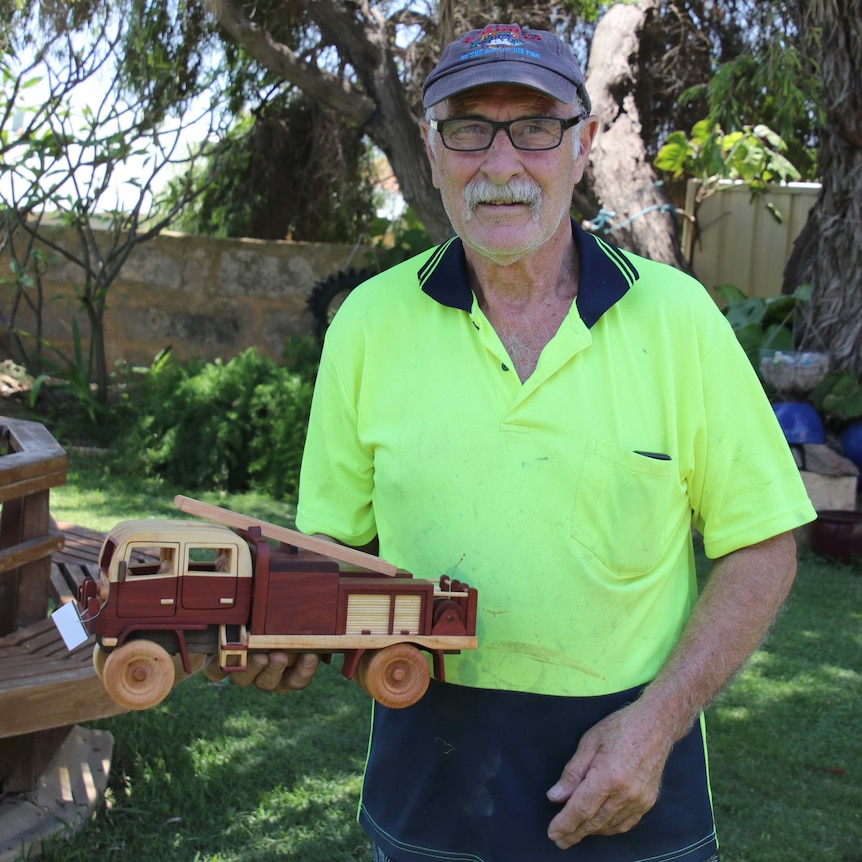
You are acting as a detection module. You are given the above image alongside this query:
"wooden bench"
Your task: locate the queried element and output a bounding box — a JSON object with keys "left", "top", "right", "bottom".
{"left": 0, "top": 419, "right": 126, "bottom": 795}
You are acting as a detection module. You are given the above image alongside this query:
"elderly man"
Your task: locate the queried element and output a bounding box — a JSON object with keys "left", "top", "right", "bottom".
{"left": 236, "top": 22, "right": 814, "bottom": 862}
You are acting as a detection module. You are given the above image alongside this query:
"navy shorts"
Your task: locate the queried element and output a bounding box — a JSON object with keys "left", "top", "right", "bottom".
{"left": 360, "top": 680, "right": 719, "bottom": 862}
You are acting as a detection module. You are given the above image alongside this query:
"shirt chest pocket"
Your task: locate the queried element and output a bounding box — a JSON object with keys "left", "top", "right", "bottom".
{"left": 571, "top": 438, "right": 685, "bottom": 577}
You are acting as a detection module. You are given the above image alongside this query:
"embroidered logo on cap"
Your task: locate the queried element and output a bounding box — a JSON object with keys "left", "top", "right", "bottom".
{"left": 461, "top": 23, "right": 541, "bottom": 61}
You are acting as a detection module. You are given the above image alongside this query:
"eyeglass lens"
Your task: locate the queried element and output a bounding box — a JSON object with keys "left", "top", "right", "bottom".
{"left": 439, "top": 118, "right": 570, "bottom": 151}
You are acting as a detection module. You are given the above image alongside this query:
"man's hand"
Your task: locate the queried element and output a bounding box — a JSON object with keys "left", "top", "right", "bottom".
{"left": 546, "top": 702, "right": 673, "bottom": 848}
{"left": 203, "top": 651, "right": 320, "bottom": 693}
{"left": 545, "top": 533, "right": 798, "bottom": 849}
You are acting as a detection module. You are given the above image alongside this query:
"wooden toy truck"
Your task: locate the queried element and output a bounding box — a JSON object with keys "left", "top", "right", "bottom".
{"left": 75, "top": 497, "right": 477, "bottom": 712}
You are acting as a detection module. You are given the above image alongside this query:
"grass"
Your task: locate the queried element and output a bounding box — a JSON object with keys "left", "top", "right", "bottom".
{"left": 50, "top": 452, "right": 299, "bottom": 534}
{"left": 36, "top": 667, "right": 372, "bottom": 862}
{"left": 32, "top": 454, "right": 862, "bottom": 862}
{"left": 705, "top": 550, "right": 862, "bottom": 861}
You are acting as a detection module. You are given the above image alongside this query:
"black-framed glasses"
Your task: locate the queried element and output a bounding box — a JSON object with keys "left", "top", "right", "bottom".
{"left": 429, "top": 115, "right": 583, "bottom": 152}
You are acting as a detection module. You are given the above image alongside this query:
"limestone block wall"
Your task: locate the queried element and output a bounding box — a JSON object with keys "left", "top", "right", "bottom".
{"left": 0, "top": 227, "right": 373, "bottom": 368}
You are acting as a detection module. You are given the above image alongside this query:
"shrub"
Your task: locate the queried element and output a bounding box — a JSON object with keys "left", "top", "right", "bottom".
{"left": 120, "top": 346, "right": 316, "bottom": 498}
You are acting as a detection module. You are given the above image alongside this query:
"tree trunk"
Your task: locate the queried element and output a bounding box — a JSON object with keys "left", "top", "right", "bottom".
{"left": 351, "top": 26, "right": 452, "bottom": 243}
{"left": 783, "top": 1, "right": 862, "bottom": 377}
{"left": 85, "top": 300, "right": 108, "bottom": 406}
{"left": 576, "top": 1, "right": 690, "bottom": 271}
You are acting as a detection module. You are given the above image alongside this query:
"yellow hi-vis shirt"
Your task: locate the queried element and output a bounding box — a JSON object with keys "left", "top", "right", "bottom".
{"left": 296, "top": 222, "right": 815, "bottom": 698}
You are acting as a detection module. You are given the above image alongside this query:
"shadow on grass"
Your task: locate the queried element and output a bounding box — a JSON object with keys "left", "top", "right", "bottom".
{"left": 39, "top": 662, "right": 373, "bottom": 862}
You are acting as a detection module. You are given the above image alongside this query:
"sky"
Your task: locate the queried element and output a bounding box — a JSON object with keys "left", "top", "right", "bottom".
{"left": 3, "top": 31, "right": 217, "bottom": 216}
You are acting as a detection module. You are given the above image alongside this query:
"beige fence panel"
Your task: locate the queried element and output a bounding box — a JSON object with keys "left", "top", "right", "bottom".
{"left": 683, "top": 180, "right": 820, "bottom": 302}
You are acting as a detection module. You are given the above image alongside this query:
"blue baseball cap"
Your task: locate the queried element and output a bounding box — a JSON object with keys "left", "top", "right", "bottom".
{"left": 423, "top": 23, "right": 591, "bottom": 114}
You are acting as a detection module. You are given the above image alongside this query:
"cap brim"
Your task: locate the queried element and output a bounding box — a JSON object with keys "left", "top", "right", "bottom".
{"left": 423, "top": 62, "right": 581, "bottom": 109}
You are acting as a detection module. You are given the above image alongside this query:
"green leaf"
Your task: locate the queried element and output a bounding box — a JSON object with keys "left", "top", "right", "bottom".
{"left": 724, "top": 298, "right": 766, "bottom": 330}
{"left": 766, "top": 150, "right": 801, "bottom": 182}
{"left": 793, "top": 284, "right": 813, "bottom": 303}
{"left": 809, "top": 371, "right": 843, "bottom": 410}
{"left": 762, "top": 293, "right": 798, "bottom": 322}
{"left": 690, "top": 119, "right": 715, "bottom": 144}
{"left": 654, "top": 132, "right": 690, "bottom": 175}
{"left": 715, "top": 283, "right": 749, "bottom": 306}
{"left": 816, "top": 372, "right": 862, "bottom": 419}
{"left": 735, "top": 321, "right": 768, "bottom": 358}
{"left": 760, "top": 323, "right": 793, "bottom": 351}
{"left": 20, "top": 74, "right": 44, "bottom": 90}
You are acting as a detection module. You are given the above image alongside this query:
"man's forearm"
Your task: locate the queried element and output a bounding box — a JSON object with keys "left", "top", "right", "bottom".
{"left": 636, "top": 530, "right": 797, "bottom": 742}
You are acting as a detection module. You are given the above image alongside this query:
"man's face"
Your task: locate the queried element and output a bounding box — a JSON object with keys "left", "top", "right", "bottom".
{"left": 421, "top": 84, "right": 596, "bottom": 265}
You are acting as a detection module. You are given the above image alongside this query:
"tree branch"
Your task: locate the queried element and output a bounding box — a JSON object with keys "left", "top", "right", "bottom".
{"left": 203, "top": 0, "right": 376, "bottom": 124}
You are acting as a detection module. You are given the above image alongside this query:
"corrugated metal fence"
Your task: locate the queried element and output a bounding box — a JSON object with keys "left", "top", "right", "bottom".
{"left": 682, "top": 180, "right": 820, "bottom": 301}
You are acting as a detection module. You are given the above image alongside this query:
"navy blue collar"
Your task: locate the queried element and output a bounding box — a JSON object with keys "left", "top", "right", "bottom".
{"left": 417, "top": 220, "right": 638, "bottom": 329}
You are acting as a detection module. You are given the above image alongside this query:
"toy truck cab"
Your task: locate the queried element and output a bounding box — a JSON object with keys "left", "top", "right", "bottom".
{"left": 81, "top": 520, "right": 253, "bottom": 636}
{"left": 78, "top": 520, "right": 255, "bottom": 708}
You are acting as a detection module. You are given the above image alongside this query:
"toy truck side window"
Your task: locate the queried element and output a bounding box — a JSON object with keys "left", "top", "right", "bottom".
{"left": 126, "top": 545, "right": 177, "bottom": 577}
{"left": 185, "top": 545, "right": 235, "bottom": 574}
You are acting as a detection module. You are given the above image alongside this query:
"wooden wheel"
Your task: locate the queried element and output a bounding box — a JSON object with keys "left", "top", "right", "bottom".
{"left": 355, "top": 644, "right": 430, "bottom": 709}
{"left": 92, "top": 643, "right": 109, "bottom": 680}
{"left": 102, "top": 640, "right": 176, "bottom": 711}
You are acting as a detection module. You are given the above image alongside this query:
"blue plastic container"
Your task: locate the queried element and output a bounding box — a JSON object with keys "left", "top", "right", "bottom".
{"left": 840, "top": 420, "right": 862, "bottom": 471}
{"left": 772, "top": 401, "right": 825, "bottom": 444}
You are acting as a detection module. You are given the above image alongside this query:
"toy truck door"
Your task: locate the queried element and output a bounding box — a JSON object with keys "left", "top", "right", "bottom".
{"left": 180, "top": 540, "right": 240, "bottom": 611}
{"left": 115, "top": 542, "right": 180, "bottom": 618}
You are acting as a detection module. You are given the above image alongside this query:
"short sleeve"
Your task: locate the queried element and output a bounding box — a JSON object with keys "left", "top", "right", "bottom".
{"left": 295, "top": 338, "right": 378, "bottom": 546}
{"left": 688, "top": 327, "right": 816, "bottom": 558}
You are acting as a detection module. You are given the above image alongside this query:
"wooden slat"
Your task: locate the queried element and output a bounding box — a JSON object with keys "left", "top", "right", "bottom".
{"left": 0, "top": 467, "right": 67, "bottom": 503}
{"left": 247, "top": 632, "right": 478, "bottom": 651}
{"left": 0, "top": 418, "right": 67, "bottom": 498}
{"left": 53, "top": 522, "right": 107, "bottom": 564}
{"left": 50, "top": 560, "right": 96, "bottom": 606}
{"left": 7, "top": 490, "right": 54, "bottom": 628}
{"left": 0, "top": 441, "right": 65, "bottom": 470}
{"left": 0, "top": 532, "right": 65, "bottom": 575}
{"left": 0, "top": 725, "right": 71, "bottom": 794}
{"left": 9, "top": 618, "right": 79, "bottom": 655}
{"left": 51, "top": 563, "right": 75, "bottom": 605}
{"left": 0, "top": 615, "right": 129, "bottom": 739}
{"left": 0, "top": 665, "right": 128, "bottom": 738}
{"left": 1, "top": 419, "right": 66, "bottom": 454}
{"left": 0, "top": 496, "right": 25, "bottom": 635}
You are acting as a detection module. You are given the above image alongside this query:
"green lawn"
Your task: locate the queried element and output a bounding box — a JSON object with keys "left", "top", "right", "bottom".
{"left": 50, "top": 453, "right": 298, "bottom": 534}
{"left": 706, "top": 550, "right": 862, "bottom": 861}
{"left": 33, "top": 454, "right": 862, "bottom": 862}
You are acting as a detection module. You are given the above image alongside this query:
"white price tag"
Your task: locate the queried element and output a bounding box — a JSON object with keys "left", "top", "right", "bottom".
{"left": 51, "top": 600, "right": 90, "bottom": 650}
